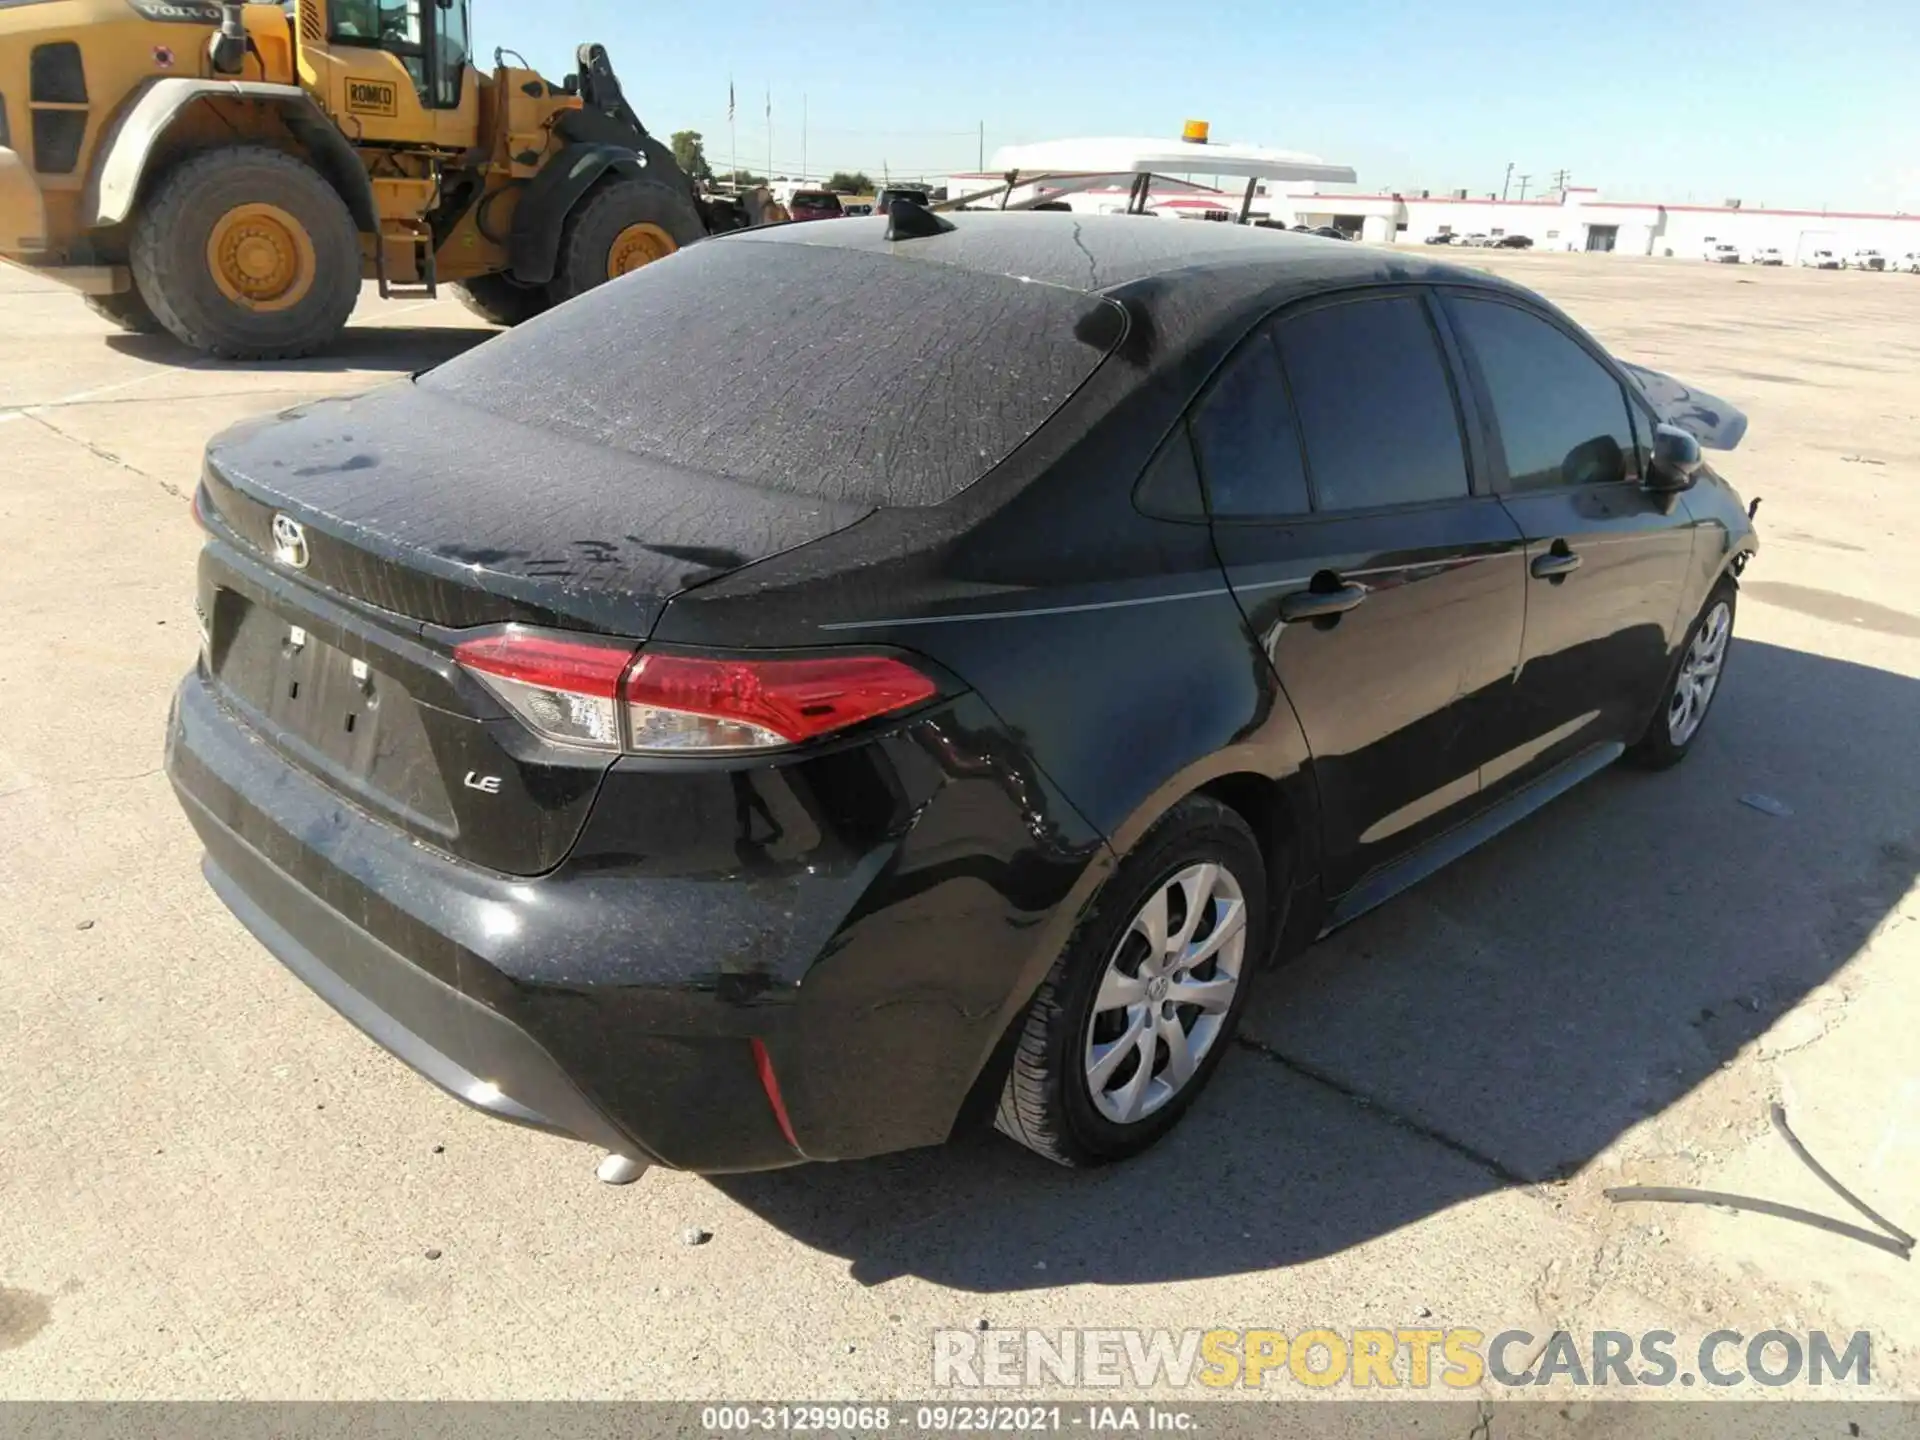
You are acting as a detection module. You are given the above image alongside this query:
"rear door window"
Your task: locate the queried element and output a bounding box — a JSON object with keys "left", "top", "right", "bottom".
{"left": 1273, "top": 295, "right": 1471, "bottom": 511}
{"left": 1446, "top": 295, "right": 1639, "bottom": 491}
{"left": 421, "top": 238, "right": 1119, "bottom": 507}
{"left": 1188, "top": 332, "right": 1311, "bottom": 518}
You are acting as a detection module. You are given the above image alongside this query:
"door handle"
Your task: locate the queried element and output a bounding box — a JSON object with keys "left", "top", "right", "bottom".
{"left": 1279, "top": 583, "right": 1368, "bottom": 622}
{"left": 1530, "top": 545, "right": 1582, "bottom": 580}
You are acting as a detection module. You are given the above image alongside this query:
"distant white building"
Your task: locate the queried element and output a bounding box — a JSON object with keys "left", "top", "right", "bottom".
{"left": 1338, "top": 187, "right": 1920, "bottom": 261}
{"left": 941, "top": 172, "right": 1920, "bottom": 262}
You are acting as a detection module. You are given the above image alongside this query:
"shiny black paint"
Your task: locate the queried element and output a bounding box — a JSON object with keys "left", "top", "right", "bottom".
{"left": 1498, "top": 483, "right": 1697, "bottom": 775}
{"left": 1214, "top": 500, "right": 1530, "bottom": 893}
{"left": 169, "top": 215, "right": 1758, "bottom": 1171}
{"left": 171, "top": 666, "right": 1104, "bottom": 1169}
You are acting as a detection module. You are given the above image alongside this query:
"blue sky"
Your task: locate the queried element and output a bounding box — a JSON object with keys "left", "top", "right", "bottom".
{"left": 476, "top": 0, "right": 1918, "bottom": 210}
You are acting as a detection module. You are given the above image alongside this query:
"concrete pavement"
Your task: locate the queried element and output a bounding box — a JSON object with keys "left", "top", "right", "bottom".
{"left": 0, "top": 251, "right": 1914, "bottom": 1403}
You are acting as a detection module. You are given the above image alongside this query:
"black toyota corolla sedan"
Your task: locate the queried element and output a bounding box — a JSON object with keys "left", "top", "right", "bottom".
{"left": 167, "top": 215, "right": 1757, "bottom": 1174}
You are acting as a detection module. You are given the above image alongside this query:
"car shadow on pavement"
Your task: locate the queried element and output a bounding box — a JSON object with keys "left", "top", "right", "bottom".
{"left": 714, "top": 637, "right": 1919, "bottom": 1291}
{"left": 104, "top": 325, "right": 495, "bottom": 374}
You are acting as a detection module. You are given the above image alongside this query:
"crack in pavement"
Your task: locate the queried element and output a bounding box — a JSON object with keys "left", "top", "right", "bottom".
{"left": 0, "top": 767, "right": 165, "bottom": 802}
{"left": 1233, "top": 1033, "right": 1538, "bottom": 1187}
{"left": 23, "top": 411, "right": 188, "bottom": 500}
{"left": 1, "top": 386, "right": 320, "bottom": 416}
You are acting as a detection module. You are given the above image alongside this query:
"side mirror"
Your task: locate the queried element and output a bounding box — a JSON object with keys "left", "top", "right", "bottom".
{"left": 1645, "top": 424, "right": 1702, "bottom": 493}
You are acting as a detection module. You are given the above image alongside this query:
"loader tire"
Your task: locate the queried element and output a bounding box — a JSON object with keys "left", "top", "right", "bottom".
{"left": 548, "top": 176, "right": 705, "bottom": 305}
{"left": 132, "top": 145, "right": 361, "bottom": 360}
{"left": 452, "top": 273, "right": 550, "bottom": 327}
{"left": 84, "top": 286, "right": 164, "bottom": 335}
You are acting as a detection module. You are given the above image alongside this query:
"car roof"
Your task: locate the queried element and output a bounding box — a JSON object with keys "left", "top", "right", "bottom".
{"left": 726, "top": 210, "right": 1500, "bottom": 306}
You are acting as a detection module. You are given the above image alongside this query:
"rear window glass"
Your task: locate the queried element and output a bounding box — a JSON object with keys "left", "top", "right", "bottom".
{"left": 421, "top": 239, "right": 1119, "bottom": 507}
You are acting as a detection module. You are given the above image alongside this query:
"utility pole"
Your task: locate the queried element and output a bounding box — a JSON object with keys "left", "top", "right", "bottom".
{"left": 766, "top": 87, "right": 772, "bottom": 183}
{"left": 802, "top": 94, "right": 808, "bottom": 182}
{"left": 1550, "top": 167, "right": 1571, "bottom": 194}
{"left": 1502, "top": 161, "right": 1514, "bottom": 202}
{"left": 978, "top": 120, "right": 984, "bottom": 172}
{"left": 1515, "top": 173, "right": 1532, "bottom": 202}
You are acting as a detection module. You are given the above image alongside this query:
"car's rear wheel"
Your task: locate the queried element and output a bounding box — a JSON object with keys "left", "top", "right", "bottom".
{"left": 996, "top": 796, "right": 1269, "bottom": 1167}
{"left": 1628, "top": 580, "right": 1736, "bottom": 769}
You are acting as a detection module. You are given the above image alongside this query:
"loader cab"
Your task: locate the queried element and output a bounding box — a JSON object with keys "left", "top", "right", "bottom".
{"left": 305, "top": 0, "right": 479, "bottom": 148}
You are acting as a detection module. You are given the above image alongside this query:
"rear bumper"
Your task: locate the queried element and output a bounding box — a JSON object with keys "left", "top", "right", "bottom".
{"left": 167, "top": 668, "right": 1107, "bottom": 1172}
{"left": 196, "top": 841, "right": 638, "bottom": 1158}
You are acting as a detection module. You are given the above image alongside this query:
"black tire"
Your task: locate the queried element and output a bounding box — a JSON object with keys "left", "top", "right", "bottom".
{"left": 548, "top": 176, "right": 706, "bottom": 305}
{"left": 996, "top": 796, "right": 1270, "bottom": 1167}
{"left": 451, "top": 273, "right": 550, "bottom": 327}
{"left": 1626, "top": 578, "right": 1738, "bottom": 770}
{"left": 84, "top": 286, "right": 164, "bottom": 335}
{"left": 131, "top": 145, "right": 361, "bottom": 360}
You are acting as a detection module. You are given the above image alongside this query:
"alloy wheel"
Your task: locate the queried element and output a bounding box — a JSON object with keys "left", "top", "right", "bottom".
{"left": 1083, "top": 862, "right": 1247, "bottom": 1124}
{"left": 1668, "top": 599, "right": 1732, "bottom": 746}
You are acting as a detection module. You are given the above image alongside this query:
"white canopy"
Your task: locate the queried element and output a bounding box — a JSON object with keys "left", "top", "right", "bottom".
{"left": 987, "top": 136, "right": 1356, "bottom": 186}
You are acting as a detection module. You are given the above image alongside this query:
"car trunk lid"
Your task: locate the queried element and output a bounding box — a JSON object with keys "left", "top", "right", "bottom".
{"left": 192, "top": 233, "right": 1118, "bottom": 875}
{"left": 196, "top": 385, "right": 874, "bottom": 875}
{"left": 203, "top": 384, "right": 874, "bottom": 635}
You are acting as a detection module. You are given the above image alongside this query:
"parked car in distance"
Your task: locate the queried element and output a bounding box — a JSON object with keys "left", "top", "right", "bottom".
{"left": 1459, "top": 233, "right": 1492, "bottom": 247}
{"left": 1704, "top": 242, "right": 1741, "bottom": 264}
{"left": 787, "top": 189, "right": 845, "bottom": 221}
{"left": 1804, "top": 249, "right": 1841, "bottom": 269}
{"left": 1423, "top": 232, "right": 1457, "bottom": 245}
{"left": 1846, "top": 248, "right": 1887, "bottom": 271}
{"left": 1494, "top": 235, "right": 1534, "bottom": 249}
{"left": 842, "top": 202, "right": 873, "bottom": 217}
{"left": 1309, "top": 225, "right": 1352, "bottom": 240}
{"left": 874, "top": 187, "right": 932, "bottom": 213}
{"left": 168, "top": 217, "right": 1756, "bottom": 1176}
{"left": 1897, "top": 252, "right": 1920, "bottom": 273}
{"left": 1750, "top": 246, "right": 1784, "bottom": 266}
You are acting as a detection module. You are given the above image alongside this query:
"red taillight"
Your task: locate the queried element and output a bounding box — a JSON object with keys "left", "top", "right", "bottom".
{"left": 454, "top": 631, "right": 637, "bottom": 750}
{"left": 751, "top": 1038, "right": 800, "bottom": 1151}
{"left": 623, "top": 652, "right": 937, "bottom": 752}
{"left": 454, "top": 630, "right": 936, "bottom": 755}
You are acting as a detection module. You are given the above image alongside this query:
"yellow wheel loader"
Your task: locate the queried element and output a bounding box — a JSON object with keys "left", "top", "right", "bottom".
{"left": 0, "top": 1, "right": 759, "bottom": 358}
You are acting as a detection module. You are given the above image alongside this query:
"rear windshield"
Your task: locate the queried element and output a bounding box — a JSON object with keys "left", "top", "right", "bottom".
{"left": 421, "top": 236, "right": 1119, "bottom": 507}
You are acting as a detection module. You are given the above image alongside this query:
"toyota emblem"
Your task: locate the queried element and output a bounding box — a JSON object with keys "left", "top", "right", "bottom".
{"left": 271, "top": 514, "right": 310, "bottom": 570}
